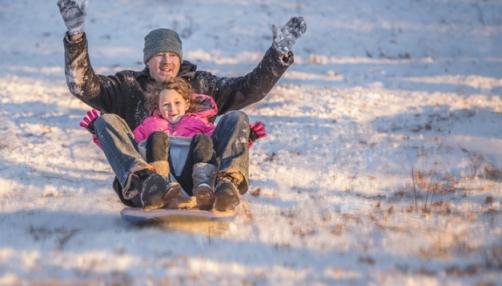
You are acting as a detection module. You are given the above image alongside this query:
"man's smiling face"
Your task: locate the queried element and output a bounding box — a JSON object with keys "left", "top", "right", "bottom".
{"left": 147, "top": 51, "right": 181, "bottom": 82}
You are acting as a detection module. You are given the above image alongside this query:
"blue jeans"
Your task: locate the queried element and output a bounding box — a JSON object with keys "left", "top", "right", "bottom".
{"left": 212, "top": 111, "right": 250, "bottom": 193}
{"left": 93, "top": 111, "right": 250, "bottom": 202}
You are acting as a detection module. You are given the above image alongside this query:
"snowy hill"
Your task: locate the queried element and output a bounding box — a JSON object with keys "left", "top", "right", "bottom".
{"left": 0, "top": 0, "right": 501, "bottom": 285}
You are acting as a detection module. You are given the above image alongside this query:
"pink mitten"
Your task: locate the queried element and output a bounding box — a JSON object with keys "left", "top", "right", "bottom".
{"left": 79, "top": 109, "right": 99, "bottom": 133}
{"left": 248, "top": 121, "right": 267, "bottom": 148}
{"left": 79, "top": 109, "right": 101, "bottom": 148}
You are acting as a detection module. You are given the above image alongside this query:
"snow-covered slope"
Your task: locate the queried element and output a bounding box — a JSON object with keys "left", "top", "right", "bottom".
{"left": 0, "top": 1, "right": 501, "bottom": 285}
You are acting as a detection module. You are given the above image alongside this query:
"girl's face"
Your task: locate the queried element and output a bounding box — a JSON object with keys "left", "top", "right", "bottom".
{"left": 158, "top": 89, "right": 189, "bottom": 123}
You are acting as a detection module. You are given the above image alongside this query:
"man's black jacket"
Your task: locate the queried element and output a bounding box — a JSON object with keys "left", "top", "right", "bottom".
{"left": 63, "top": 34, "right": 293, "bottom": 130}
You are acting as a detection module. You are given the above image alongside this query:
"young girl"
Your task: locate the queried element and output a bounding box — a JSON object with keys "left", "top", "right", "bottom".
{"left": 133, "top": 78, "right": 218, "bottom": 210}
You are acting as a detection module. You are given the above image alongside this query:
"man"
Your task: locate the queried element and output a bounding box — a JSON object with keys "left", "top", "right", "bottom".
{"left": 57, "top": 0, "right": 306, "bottom": 211}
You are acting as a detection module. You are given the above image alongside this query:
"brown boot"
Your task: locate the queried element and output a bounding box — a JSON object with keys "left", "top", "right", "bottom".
{"left": 214, "top": 172, "right": 241, "bottom": 212}
{"left": 150, "top": 160, "right": 169, "bottom": 177}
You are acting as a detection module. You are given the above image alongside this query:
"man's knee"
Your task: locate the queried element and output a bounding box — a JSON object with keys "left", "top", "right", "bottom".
{"left": 220, "top": 111, "right": 249, "bottom": 127}
{"left": 94, "top": 113, "right": 125, "bottom": 131}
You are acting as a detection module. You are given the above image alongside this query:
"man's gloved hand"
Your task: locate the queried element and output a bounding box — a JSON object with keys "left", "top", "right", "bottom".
{"left": 272, "top": 16, "right": 307, "bottom": 54}
{"left": 79, "top": 108, "right": 99, "bottom": 134}
{"left": 80, "top": 109, "right": 101, "bottom": 148}
{"left": 57, "top": 0, "right": 88, "bottom": 35}
{"left": 248, "top": 121, "right": 267, "bottom": 148}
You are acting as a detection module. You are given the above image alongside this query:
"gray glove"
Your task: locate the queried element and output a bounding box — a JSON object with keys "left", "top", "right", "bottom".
{"left": 57, "top": 0, "right": 87, "bottom": 35}
{"left": 272, "top": 16, "right": 307, "bottom": 54}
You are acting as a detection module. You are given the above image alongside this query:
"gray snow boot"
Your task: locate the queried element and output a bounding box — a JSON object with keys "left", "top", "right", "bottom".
{"left": 192, "top": 163, "right": 217, "bottom": 211}
{"left": 214, "top": 172, "right": 241, "bottom": 212}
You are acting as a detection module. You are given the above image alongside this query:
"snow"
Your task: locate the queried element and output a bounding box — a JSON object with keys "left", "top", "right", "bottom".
{"left": 1, "top": 0, "right": 501, "bottom": 285}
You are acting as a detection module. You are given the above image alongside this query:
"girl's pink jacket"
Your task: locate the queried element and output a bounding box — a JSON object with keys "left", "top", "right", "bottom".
{"left": 133, "top": 93, "right": 218, "bottom": 144}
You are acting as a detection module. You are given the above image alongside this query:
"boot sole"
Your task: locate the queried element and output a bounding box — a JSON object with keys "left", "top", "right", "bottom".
{"left": 140, "top": 174, "right": 167, "bottom": 210}
{"left": 194, "top": 187, "right": 215, "bottom": 211}
{"left": 164, "top": 183, "right": 182, "bottom": 202}
{"left": 214, "top": 183, "right": 240, "bottom": 212}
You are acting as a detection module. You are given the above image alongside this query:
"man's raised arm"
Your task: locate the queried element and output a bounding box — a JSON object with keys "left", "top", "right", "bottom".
{"left": 58, "top": 0, "right": 120, "bottom": 112}
{"left": 194, "top": 17, "right": 307, "bottom": 114}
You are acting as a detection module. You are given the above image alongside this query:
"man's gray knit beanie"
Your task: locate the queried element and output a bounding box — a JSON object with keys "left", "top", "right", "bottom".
{"left": 143, "top": 28, "right": 183, "bottom": 63}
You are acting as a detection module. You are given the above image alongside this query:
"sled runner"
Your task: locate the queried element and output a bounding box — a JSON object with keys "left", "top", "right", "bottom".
{"left": 120, "top": 207, "right": 236, "bottom": 223}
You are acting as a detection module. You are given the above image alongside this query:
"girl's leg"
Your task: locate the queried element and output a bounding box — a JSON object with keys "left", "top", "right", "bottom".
{"left": 146, "top": 131, "right": 170, "bottom": 177}
{"left": 143, "top": 131, "right": 181, "bottom": 210}
{"left": 175, "top": 134, "right": 217, "bottom": 210}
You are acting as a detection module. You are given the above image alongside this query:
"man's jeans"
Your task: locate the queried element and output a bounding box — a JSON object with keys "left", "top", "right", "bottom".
{"left": 93, "top": 110, "right": 250, "bottom": 202}
{"left": 212, "top": 111, "right": 250, "bottom": 193}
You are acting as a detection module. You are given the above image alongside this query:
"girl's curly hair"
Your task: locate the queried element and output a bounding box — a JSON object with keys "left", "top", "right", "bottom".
{"left": 144, "top": 78, "right": 192, "bottom": 114}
